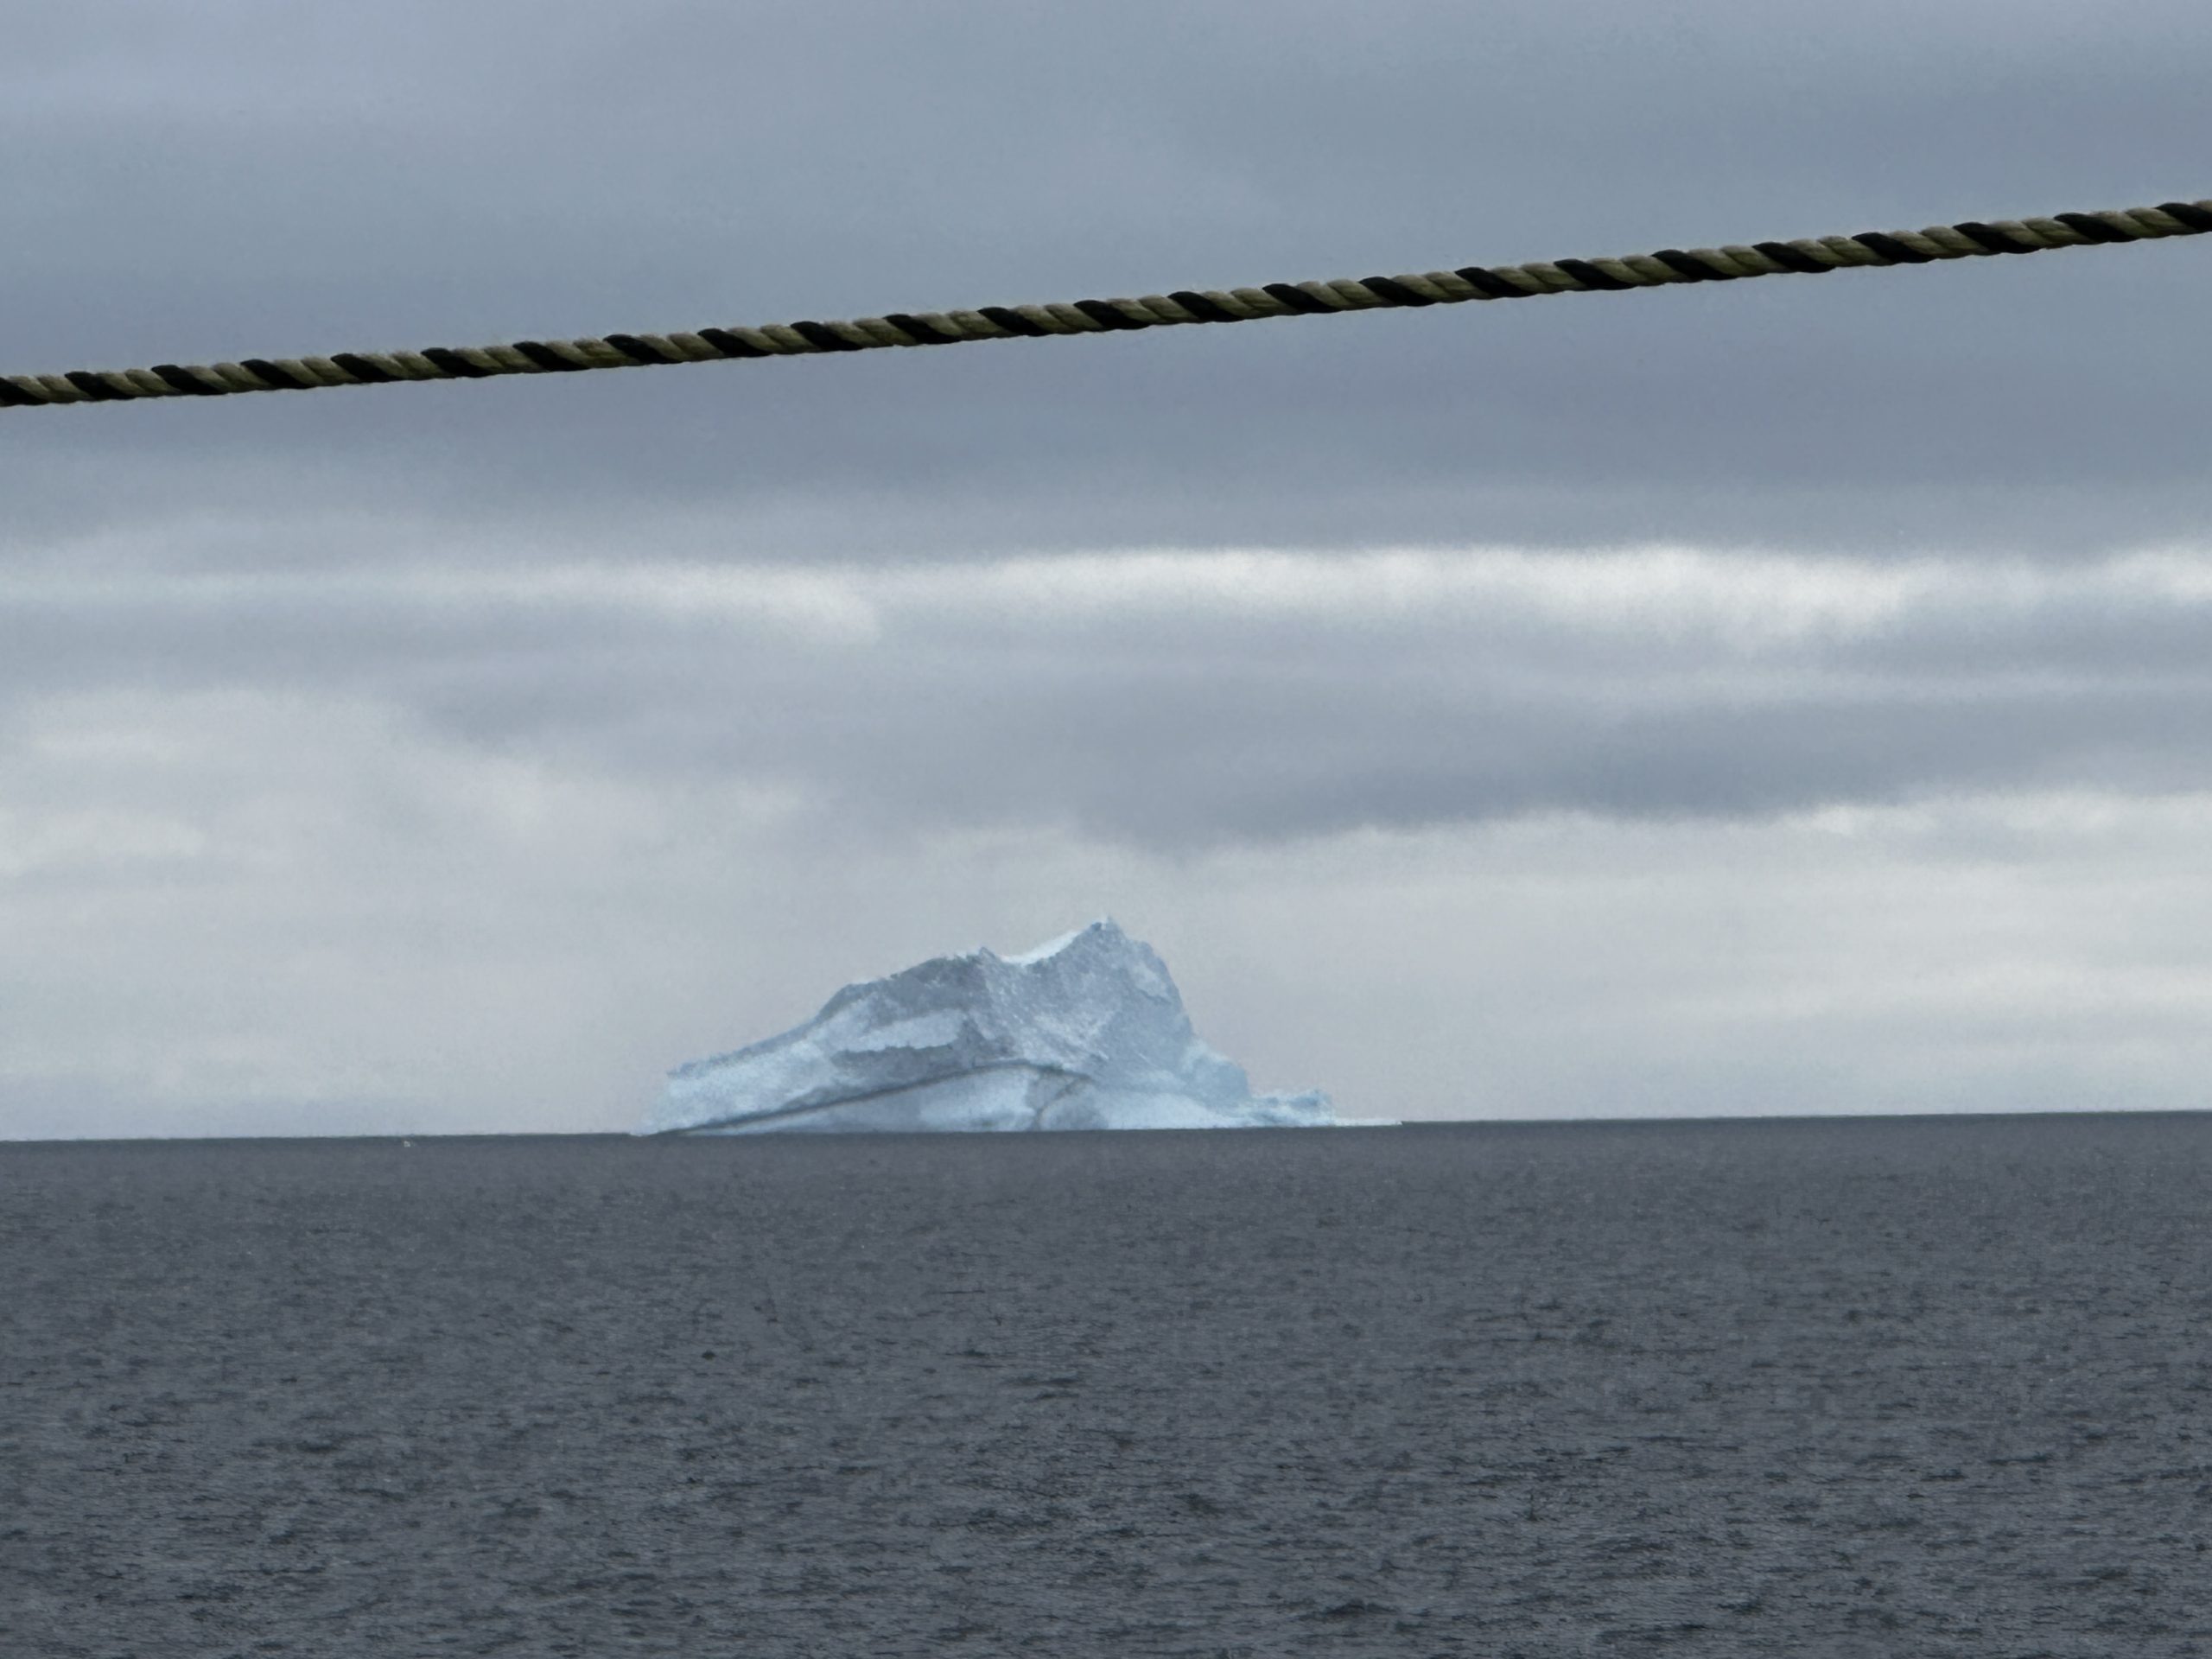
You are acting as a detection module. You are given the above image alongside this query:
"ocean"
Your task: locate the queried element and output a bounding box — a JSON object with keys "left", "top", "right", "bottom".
{"left": 3, "top": 1115, "right": 2209, "bottom": 1656}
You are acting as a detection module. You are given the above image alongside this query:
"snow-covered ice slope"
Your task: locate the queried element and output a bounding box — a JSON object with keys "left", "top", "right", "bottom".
{"left": 639, "top": 919, "right": 1342, "bottom": 1134}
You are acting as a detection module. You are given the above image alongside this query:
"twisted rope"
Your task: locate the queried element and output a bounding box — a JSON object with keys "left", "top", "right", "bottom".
{"left": 6, "top": 197, "right": 2207, "bottom": 411}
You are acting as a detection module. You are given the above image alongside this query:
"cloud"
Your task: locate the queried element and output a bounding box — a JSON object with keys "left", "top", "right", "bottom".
{"left": 10, "top": 536, "right": 2212, "bottom": 1137}
{"left": 7, "top": 3, "right": 2212, "bottom": 1134}
{"left": 7, "top": 680, "right": 2210, "bottom": 1135}
{"left": 4, "top": 0, "right": 2211, "bottom": 558}
{"left": 10, "top": 543, "right": 2212, "bottom": 847}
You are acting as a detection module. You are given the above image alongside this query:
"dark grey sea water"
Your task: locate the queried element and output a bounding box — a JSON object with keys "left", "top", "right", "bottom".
{"left": 3, "top": 1116, "right": 2210, "bottom": 1657}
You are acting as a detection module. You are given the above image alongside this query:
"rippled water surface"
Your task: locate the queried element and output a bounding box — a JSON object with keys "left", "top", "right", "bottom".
{"left": 5, "top": 1116, "right": 2211, "bottom": 1656}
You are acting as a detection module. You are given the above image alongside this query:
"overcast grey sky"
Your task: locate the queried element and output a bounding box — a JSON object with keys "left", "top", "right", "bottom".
{"left": 4, "top": 0, "right": 2210, "bottom": 1136}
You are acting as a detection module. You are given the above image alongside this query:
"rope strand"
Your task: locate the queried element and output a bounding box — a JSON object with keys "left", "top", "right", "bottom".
{"left": 5, "top": 197, "right": 2206, "bottom": 411}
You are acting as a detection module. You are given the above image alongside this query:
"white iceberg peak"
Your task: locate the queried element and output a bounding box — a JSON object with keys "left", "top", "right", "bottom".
{"left": 996, "top": 918, "right": 1114, "bottom": 966}
{"left": 640, "top": 919, "right": 1341, "bottom": 1135}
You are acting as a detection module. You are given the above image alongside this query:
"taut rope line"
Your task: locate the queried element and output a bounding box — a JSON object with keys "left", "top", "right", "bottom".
{"left": 5, "top": 197, "right": 2206, "bottom": 412}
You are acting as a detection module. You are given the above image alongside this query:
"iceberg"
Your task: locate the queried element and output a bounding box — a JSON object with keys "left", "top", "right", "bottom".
{"left": 639, "top": 918, "right": 1344, "bottom": 1134}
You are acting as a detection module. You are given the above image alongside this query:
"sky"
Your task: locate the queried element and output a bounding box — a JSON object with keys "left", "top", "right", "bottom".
{"left": 4, "top": 0, "right": 2210, "bottom": 1137}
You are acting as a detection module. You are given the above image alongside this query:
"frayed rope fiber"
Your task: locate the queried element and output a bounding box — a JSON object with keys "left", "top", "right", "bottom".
{"left": 4, "top": 197, "right": 2207, "bottom": 410}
